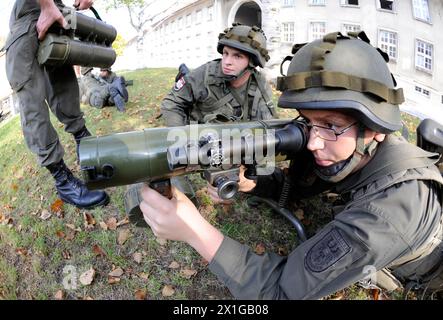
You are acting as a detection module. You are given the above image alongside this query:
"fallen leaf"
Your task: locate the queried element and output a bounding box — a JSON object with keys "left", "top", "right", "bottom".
{"left": 65, "top": 230, "right": 76, "bottom": 241}
{"left": 199, "top": 258, "right": 209, "bottom": 267}
{"left": 117, "top": 229, "right": 131, "bottom": 245}
{"left": 180, "top": 269, "right": 197, "bottom": 279}
{"left": 133, "top": 252, "right": 142, "bottom": 264}
{"left": 116, "top": 217, "right": 130, "bottom": 227}
{"left": 108, "top": 267, "right": 124, "bottom": 277}
{"left": 168, "top": 261, "right": 180, "bottom": 269}
{"left": 107, "top": 277, "right": 121, "bottom": 285}
{"left": 162, "top": 285, "right": 175, "bottom": 297}
{"left": 65, "top": 224, "right": 81, "bottom": 232}
{"left": 83, "top": 213, "right": 96, "bottom": 229}
{"left": 50, "top": 199, "right": 64, "bottom": 216}
{"left": 254, "top": 243, "right": 266, "bottom": 255}
{"left": 40, "top": 209, "right": 51, "bottom": 220}
{"left": 92, "top": 244, "right": 106, "bottom": 257}
{"left": 106, "top": 217, "right": 117, "bottom": 230}
{"left": 99, "top": 221, "right": 108, "bottom": 230}
{"left": 55, "top": 230, "right": 65, "bottom": 239}
{"left": 277, "top": 246, "right": 288, "bottom": 256}
{"left": 54, "top": 290, "right": 64, "bottom": 300}
{"left": 16, "top": 248, "right": 28, "bottom": 256}
{"left": 62, "top": 250, "right": 71, "bottom": 260}
{"left": 79, "top": 268, "right": 95, "bottom": 286}
{"left": 138, "top": 273, "right": 149, "bottom": 281}
{"left": 134, "top": 289, "right": 147, "bottom": 300}
{"left": 294, "top": 208, "right": 304, "bottom": 220}
{"left": 371, "top": 288, "right": 380, "bottom": 300}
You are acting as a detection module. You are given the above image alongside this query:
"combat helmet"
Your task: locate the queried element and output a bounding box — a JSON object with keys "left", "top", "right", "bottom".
{"left": 276, "top": 31, "right": 405, "bottom": 182}
{"left": 277, "top": 31, "right": 404, "bottom": 134}
{"left": 217, "top": 23, "right": 270, "bottom": 68}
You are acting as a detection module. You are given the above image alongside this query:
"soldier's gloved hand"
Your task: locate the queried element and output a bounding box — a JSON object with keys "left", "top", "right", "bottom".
{"left": 37, "top": 0, "right": 67, "bottom": 40}
{"left": 73, "top": 0, "right": 94, "bottom": 10}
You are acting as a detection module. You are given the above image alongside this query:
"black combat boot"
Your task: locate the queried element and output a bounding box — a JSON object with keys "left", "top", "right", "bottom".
{"left": 109, "top": 87, "right": 126, "bottom": 112}
{"left": 47, "top": 159, "right": 109, "bottom": 209}
{"left": 73, "top": 126, "right": 91, "bottom": 162}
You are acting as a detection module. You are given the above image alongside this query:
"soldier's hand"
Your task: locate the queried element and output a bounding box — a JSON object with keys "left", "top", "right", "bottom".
{"left": 140, "top": 184, "right": 202, "bottom": 243}
{"left": 73, "top": 0, "right": 94, "bottom": 10}
{"left": 37, "top": 0, "right": 67, "bottom": 40}
{"left": 238, "top": 165, "right": 257, "bottom": 193}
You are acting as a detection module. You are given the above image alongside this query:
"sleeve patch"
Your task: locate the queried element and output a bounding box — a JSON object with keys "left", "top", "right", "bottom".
{"left": 173, "top": 77, "right": 186, "bottom": 91}
{"left": 305, "top": 228, "right": 351, "bottom": 273}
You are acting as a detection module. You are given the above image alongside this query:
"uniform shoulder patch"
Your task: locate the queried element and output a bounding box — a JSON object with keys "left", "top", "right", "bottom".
{"left": 305, "top": 228, "right": 351, "bottom": 273}
{"left": 173, "top": 77, "right": 186, "bottom": 91}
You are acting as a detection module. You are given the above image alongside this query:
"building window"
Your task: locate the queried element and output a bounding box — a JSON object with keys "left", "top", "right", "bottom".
{"left": 309, "top": 22, "right": 326, "bottom": 41}
{"left": 378, "top": 0, "right": 394, "bottom": 11}
{"left": 340, "top": 0, "right": 359, "bottom": 6}
{"left": 412, "top": 0, "right": 431, "bottom": 23}
{"left": 342, "top": 23, "right": 361, "bottom": 34}
{"left": 178, "top": 17, "right": 183, "bottom": 28}
{"left": 415, "top": 86, "right": 430, "bottom": 98}
{"left": 309, "top": 0, "right": 325, "bottom": 5}
{"left": 186, "top": 14, "right": 191, "bottom": 27}
{"left": 282, "top": 22, "right": 295, "bottom": 43}
{"left": 207, "top": 6, "right": 213, "bottom": 21}
{"left": 415, "top": 39, "right": 433, "bottom": 73}
{"left": 379, "top": 29, "right": 397, "bottom": 61}
{"left": 196, "top": 9, "right": 202, "bottom": 24}
{"left": 281, "top": 0, "right": 295, "bottom": 7}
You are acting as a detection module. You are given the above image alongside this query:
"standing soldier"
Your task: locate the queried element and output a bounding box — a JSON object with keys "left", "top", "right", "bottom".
{"left": 161, "top": 23, "right": 276, "bottom": 126}
{"left": 2, "top": 0, "right": 109, "bottom": 209}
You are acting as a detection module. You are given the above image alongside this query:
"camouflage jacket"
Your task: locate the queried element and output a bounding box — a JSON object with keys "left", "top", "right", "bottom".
{"left": 161, "top": 59, "right": 276, "bottom": 126}
{"left": 209, "top": 135, "right": 443, "bottom": 299}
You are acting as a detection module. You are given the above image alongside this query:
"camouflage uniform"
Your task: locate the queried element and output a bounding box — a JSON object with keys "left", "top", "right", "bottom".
{"left": 161, "top": 59, "right": 275, "bottom": 126}
{"left": 78, "top": 68, "right": 109, "bottom": 108}
{"left": 161, "top": 24, "right": 275, "bottom": 126}
{"left": 2, "top": 0, "right": 109, "bottom": 209}
{"left": 208, "top": 33, "right": 443, "bottom": 299}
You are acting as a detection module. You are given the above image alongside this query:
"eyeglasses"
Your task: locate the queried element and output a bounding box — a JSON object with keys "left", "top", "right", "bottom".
{"left": 297, "top": 117, "right": 357, "bottom": 141}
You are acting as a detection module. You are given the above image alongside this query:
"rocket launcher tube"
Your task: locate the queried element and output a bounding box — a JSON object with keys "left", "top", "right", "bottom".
{"left": 79, "top": 119, "right": 308, "bottom": 191}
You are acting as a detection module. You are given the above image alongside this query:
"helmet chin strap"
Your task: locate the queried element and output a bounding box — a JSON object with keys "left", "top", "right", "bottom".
{"left": 221, "top": 64, "right": 255, "bottom": 82}
{"left": 314, "top": 125, "right": 378, "bottom": 183}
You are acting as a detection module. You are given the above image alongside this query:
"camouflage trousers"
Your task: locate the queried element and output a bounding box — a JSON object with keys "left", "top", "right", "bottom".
{"left": 5, "top": 13, "right": 85, "bottom": 166}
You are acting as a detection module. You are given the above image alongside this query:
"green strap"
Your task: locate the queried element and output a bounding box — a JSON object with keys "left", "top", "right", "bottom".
{"left": 276, "top": 70, "right": 404, "bottom": 104}
{"left": 218, "top": 32, "right": 270, "bottom": 61}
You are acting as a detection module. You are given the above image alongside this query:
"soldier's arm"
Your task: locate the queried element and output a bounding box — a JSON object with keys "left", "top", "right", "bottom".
{"left": 209, "top": 178, "right": 436, "bottom": 299}
{"left": 160, "top": 76, "right": 197, "bottom": 127}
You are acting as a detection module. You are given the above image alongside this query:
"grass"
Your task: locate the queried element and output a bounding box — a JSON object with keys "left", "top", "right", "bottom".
{"left": 0, "top": 67, "right": 423, "bottom": 300}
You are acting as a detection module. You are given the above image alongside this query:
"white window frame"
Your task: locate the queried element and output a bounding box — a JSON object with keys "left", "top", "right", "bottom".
{"left": 342, "top": 23, "right": 361, "bottom": 35}
{"left": 415, "top": 85, "right": 431, "bottom": 98}
{"left": 378, "top": 29, "right": 398, "bottom": 61}
{"left": 281, "top": 0, "right": 295, "bottom": 7}
{"left": 340, "top": 0, "right": 359, "bottom": 7}
{"left": 377, "top": 0, "right": 395, "bottom": 12}
{"left": 281, "top": 22, "right": 295, "bottom": 43}
{"left": 309, "top": 0, "right": 326, "bottom": 5}
{"left": 415, "top": 39, "right": 433, "bottom": 74}
{"left": 309, "top": 21, "right": 326, "bottom": 41}
{"left": 207, "top": 6, "right": 214, "bottom": 21}
{"left": 196, "top": 9, "right": 202, "bottom": 24}
{"left": 412, "top": 0, "right": 431, "bottom": 23}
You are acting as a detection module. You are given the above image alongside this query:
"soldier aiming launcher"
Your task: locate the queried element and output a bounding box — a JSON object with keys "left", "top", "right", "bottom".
{"left": 37, "top": 5, "right": 117, "bottom": 68}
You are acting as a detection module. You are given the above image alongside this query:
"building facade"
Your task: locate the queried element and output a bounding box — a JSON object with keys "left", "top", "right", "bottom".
{"left": 119, "top": 0, "right": 443, "bottom": 122}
